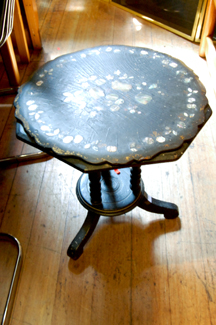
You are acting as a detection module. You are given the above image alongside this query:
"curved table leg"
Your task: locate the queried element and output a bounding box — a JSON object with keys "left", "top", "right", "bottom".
{"left": 138, "top": 190, "right": 179, "bottom": 219}
{"left": 67, "top": 211, "right": 100, "bottom": 260}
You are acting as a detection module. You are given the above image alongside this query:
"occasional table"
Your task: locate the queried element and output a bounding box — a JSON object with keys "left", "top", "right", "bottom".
{"left": 14, "top": 46, "right": 212, "bottom": 260}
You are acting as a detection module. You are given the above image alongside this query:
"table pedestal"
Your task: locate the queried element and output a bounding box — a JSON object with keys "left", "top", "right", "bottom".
{"left": 14, "top": 46, "right": 212, "bottom": 260}
{"left": 67, "top": 167, "right": 179, "bottom": 260}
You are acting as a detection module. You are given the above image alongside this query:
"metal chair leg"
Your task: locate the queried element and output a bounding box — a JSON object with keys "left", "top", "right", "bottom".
{"left": 0, "top": 87, "right": 18, "bottom": 96}
{"left": 0, "top": 151, "right": 50, "bottom": 166}
{"left": 0, "top": 233, "right": 22, "bottom": 325}
{"left": 0, "top": 88, "right": 51, "bottom": 167}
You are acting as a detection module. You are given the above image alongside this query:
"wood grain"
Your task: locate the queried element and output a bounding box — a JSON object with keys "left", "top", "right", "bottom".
{"left": 0, "top": 37, "right": 20, "bottom": 86}
{"left": 199, "top": 0, "right": 216, "bottom": 57}
{"left": 13, "top": 0, "right": 30, "bottom": 63}
{"left": 199, "top": 0, "right": 216, "bottom": 94}
{"left": 22, "top": 0, "right": 42, "bottom": 49}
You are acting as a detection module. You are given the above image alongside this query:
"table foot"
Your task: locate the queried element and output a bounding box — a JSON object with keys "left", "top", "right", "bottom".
{"left": 67, "top": 211, "right": 100, "bottom": 260}
{"left": 138, "top": 190, "right": 179, "bottom": 219}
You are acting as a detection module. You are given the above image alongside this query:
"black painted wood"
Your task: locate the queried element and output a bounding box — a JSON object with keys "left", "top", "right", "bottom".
{"left": 76, "top": 168, "right": 142, "bottom": 216}
{"left": 14, "top": 46, "right": 212, "bottom": 259}
{"left": 14, "top": 46, "right": 211, "bottom": 171}
{"left": 67, "top": 211, "right": 100, "bottom": 260}
{"left": 69, "top": 169, "right": 179, "bottom": 259}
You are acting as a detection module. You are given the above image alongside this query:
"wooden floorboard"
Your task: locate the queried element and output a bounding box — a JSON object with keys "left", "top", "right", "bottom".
{"left": 1, "top": 0, "right": 216, "bottom": 324}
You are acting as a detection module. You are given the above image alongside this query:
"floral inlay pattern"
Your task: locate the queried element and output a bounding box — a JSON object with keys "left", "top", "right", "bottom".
{"left": 14, "top": 45, "right": 208, "bottom": 165}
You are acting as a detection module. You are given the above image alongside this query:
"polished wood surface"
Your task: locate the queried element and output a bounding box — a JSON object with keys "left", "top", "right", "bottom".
{"left": 205, "top": 36, "right": 216, "bottom": 90}
{"left": 0, "top": 0, "right": 216, "bottom": 324}
{"left": 199, "top": 0, "right": 216, "bottom": 57}
{"left": 199, "top": 0, "right": 216, "bottom": 94}
{"left": 0, "top": 0, "right": 32, "bottom": 86}
{"left": 22, "top": 0, "right": 42, "bottom": 49}
{"left": 13, "top": 0, "right": 30, "bottom": 63}
{"left": 0, "top": 36, "right": 20, "bottom": 86}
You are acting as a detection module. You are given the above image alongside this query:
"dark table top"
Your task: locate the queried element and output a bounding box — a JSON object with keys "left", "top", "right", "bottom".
{"left": 14, "top": 45, "right": 211, "bottom": 172}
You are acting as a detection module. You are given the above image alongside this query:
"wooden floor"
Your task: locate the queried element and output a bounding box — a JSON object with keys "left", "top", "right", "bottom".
{"left": 1, "top": 0, "right": 216, "bottom": 324}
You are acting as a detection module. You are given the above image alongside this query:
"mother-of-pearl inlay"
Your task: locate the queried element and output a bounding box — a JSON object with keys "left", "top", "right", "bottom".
{"left": 15, "top": 45, "right": 208, "bottom": 165}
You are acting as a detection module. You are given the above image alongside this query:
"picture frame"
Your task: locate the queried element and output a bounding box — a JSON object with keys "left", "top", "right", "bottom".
{"left": 111, "top": 0, "right": 207, "bottom": 41}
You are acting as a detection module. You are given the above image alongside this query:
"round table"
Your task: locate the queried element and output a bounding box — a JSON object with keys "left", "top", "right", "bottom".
{"left": 14, "top": 45, "right": 212, "bottom": 259}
